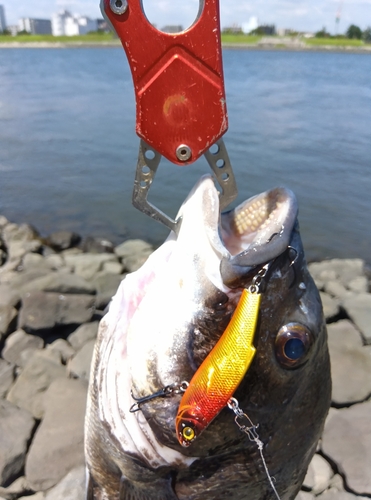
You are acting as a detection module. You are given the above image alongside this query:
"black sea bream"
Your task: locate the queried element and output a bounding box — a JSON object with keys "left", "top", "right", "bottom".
{"left": 85, "top": 175, "right": 331, "bottom": 500}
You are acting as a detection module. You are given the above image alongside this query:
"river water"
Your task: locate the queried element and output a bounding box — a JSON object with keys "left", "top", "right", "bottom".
{"left": 0, "top": 48, "right": 370, "bottom": 263}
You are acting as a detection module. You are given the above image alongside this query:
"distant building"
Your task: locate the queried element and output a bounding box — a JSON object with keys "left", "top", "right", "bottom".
{"left": 97, "top": 18, "right": 111, "bottom": 32}
{"left": 161, "top": 25, "right": 183, "bottom": 33}
{"left": 52, "top": 10, "right": 97, "bottom": 36}
{"left": 7, "top": 25, "right": 18, "bottom": 36}
{"left": 18, "top": 18, "right": 52, "bottom": 35}
{"left": 0, "top": 4, "right": 7, "bottom": 32}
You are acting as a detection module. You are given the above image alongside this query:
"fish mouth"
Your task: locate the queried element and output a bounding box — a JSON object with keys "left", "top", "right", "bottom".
{"left": 177, "top": 175, "right": 298, "bottom": 289}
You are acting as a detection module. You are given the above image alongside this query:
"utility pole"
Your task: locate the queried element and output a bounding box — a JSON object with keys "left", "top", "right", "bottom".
{"left": 335, "top": 0, "right": 343, "bottom": 36}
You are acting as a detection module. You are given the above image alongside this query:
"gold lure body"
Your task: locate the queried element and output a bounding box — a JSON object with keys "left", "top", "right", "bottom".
{"left": 176, "top": 287, "right": 261, "bottom": 446}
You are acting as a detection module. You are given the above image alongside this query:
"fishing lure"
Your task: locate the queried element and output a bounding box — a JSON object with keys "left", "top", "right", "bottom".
{"left": 176, "top": 283, "right": 262, "bottom": 447}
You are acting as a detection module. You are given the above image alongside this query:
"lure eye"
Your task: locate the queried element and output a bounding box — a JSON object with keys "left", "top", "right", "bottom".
{"left": 275, "top": 323, "right": 313, "bottom": 368}
{"left": 182, "top": 426, "right": 195, "bottom": 441}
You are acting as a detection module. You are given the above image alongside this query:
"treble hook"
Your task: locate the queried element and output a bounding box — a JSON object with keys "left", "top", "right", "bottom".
{"left": 130, "top": 386, "right": 174, "bottom": 413}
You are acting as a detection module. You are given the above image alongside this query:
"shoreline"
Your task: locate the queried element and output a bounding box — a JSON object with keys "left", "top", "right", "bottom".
{"left": 0, "top": 40, "right": 370, "bottom": 53}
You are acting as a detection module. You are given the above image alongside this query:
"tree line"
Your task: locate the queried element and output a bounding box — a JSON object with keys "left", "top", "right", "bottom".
{"left": 316, "top": 25, "right": 371, "bottom": 41}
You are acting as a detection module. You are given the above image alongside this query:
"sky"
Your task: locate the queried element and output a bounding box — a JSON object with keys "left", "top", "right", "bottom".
{"left": 1, "top": 0, "right": 370, "bottom": 34}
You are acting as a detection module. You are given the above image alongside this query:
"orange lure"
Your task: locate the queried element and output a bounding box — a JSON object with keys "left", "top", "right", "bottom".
{"left": 176, "top": 287, "right": 261, "bottom": 446}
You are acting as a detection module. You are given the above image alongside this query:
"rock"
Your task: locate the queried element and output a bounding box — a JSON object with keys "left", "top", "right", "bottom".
{"left": 0, "top": 400, "right": 35, "bottom": 487}
{"left": 4, "top": 269, "right": 50, "bottom": 291}
{"left": 63, "top": 253, "right": 118, "bottom": 281}
{"left": 102, "top": 260, "right": 123, "bottom": 275}
{"left": 43, "top": 254, "right": 65, "bottom": 270}
{"left": 0, "top": 306, "right": 17, "bottom": 341}
{"left": 295, "top": 492, "right": 314, "bottom": 500}
{"left": 0, "top": 476, "right": 31, "bottom": 499}
{"left": 21, "top": 253, "right": 45, "bottom": 271}
{"left": 67, "top": 339, "right": 95, "bottom": 381}
{"left": 47, "top": 231, "right": 81, "bottom": 251}
{"left": 90, "top": 272, "right": 122, "bottom": 309}
{"left": 25, "top": 378, "right": 87, "bottom": 491}
{"left": 327, "top": 320, "right": 371, "bottom": 405}
{"left": 44, "top": 465, "right": 85, "bottom": 500}
{"left": 80, "top": 236, "right": 114, "bottom": 254}
{"left": 324, "top": 280, "right": 349, "bottom": 299}
{"left": 316, "top": 490, "right": 368, "bottom": 499}
{"left": 18, "top": 271, "right": 96, "bottom": 295}
{"left": 68, "top": 321, "right": 99, "bottom": 351}
{"left": 18, "top": 292, "right": 95, "bottom": 332}
{"left": 303, "top": 454, "right": 333, "bottom": 494}
{"left": 348, "top": 276, "right": 368, "bottom": 294}
{"left": 114, "top": 239, "right": 153, "bottom": 259}
{"left": 319, "top": 292, "right": 340, "bottom": 321}
{"left": 0, "top": 285, "right": 20, "bottom": 308}
{"left": 1, "top": 223, "right": 41, "bottom": 266}
{"left": 2, "top": 329, "right": 44, "bottom": 367}
{"left": 0, "top": 360, "right": 14, "bottom": 398}
{"left": 115, "top": 239, "right": 153, "bottom": 272}
{"left": 19, "top": 493, "right": 45, "bottom": 500}
{"left": 342, "top": 293, "right": 371, "bottom": 344}
{"left": 321, "top": 402, "right": 371, "bottom": 494}
{"left": 46, "top": 339, "right": 75, "bottom": 363}
{"left": 53, "top": 233, "right": 80, "bottom": 252}
{"left": 308, "top": 259, "right": 365, "bottom": 289}
{"left": 6, "top": 350, "right": 66, "bottom": 419}
{"left": 122, "top": 250, "right": 153, "bottom": 273}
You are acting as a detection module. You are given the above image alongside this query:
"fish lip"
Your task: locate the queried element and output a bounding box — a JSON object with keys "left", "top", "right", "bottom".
{"left": 218, "top": 187, "right": 298, "bottom": 287}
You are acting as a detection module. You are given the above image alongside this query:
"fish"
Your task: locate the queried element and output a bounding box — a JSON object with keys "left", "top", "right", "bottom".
{"left": 84, "top": 175, "right": 331, "bottom": 500}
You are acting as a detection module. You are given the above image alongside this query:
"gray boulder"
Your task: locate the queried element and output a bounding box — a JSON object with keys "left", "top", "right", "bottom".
{"left": 319, "top": 292, "right": 340, "bottom": 321}
{"left": 18, "top": 292, "right": 95, "bottom": 332}
{"left": 6, "top": 350, "right": 66, "bottom": 419}
{"left": 68, "top": 321, "right": 99, "bottom": 351}
{"left": 303, "top": 453, "right": 333, "bottom": 495}
{"left": 90, "top": 272, "right": 122, "bottom": 309}
{"left": 0, "top": 285, "right": 20, "bottom": 309}
{"left": 2, "top": 329, "right": 44, "bottom": 367}
{"left": 17, "top": 272, "right": 96, "bottom": 295}
{"left": 0, "top": 400, "right": 35, "bottom": 487}
{"left": 0, "top": 360, "right": 14, "bottom": 398}
{"left": 63, "top": 253, "right": 118, "bottom": 281}
{"left": 25, "top": 378, "right": 87, "bottom": 491}
{"left": 327, "top": 320, "right": 371, "bottom": 405}
{"left": 44, "top": 465, "right": 85, "bottom": 500}
{"left": 115, "top": 239, "right": 153, "bottom": 273}
{"left": 321, "top": 402, "right": 371, "bottom": 494}
{"left": 0, "top": 306, "right": 17, "bottom": 341}
{"left": 342, "top": 293, "right": 371, "bottom": 344}
{"left": 67, "top": 339, "right": 95, "bottom": 381}
{"left": 46, "top": 339, "right": 75, "bottom": 363}
{"left": 47, "top": 231, "right": 80, "bottom": 251}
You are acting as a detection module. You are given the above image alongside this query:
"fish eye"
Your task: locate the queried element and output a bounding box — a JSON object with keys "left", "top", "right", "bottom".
{"left": 275, "top": 323, "right": 313, "bottom": 368}
{"left": 182, "top": 426, "right": 195, "bottom": 441}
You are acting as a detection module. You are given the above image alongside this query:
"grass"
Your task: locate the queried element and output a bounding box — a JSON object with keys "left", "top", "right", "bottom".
{"left": 303, "top": 37, "right": 365, "bottom": 47}
{"left": 221, "top": 34, "right": 262, "bottom": 44}
{"left": 0, "top": 33, "right": 118, "bottom": 44}
{"left": 0, "top": 33, "right": 367, "bottom": 49}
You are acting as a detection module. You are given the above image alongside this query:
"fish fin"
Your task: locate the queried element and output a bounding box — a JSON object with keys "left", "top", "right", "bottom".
{"left": 120, "top": 477, "right": 178, "bottom": 500}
